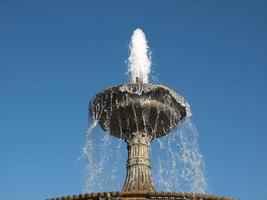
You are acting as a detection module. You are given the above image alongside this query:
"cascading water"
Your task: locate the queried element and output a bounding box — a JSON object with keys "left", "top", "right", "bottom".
{"left": 152, "top": 120, "right": 207, "bottom": 193}
{"left": 83, "top": 28, "right": 207, "bottom": 194}
{"left": 83, "top": 121, "right": 126, "bottom": 192}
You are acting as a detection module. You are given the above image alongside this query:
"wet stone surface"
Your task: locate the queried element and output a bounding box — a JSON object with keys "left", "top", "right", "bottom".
{"left": 90, "top": 83, "right": 190, "bottom": 140}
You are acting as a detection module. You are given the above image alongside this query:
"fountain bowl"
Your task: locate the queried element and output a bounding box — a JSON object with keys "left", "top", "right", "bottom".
{"left": 90, "top": 83, "right": 191, "bottom": 140}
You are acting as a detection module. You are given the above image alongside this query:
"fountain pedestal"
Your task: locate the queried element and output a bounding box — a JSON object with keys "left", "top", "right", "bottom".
{"left": 123, "top": 133, "right": 155, "bottom": 192}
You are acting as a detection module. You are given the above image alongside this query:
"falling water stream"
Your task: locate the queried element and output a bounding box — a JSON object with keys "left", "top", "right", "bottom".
{"left": 151, "top": 120, "right": 207, "bottom": 193}
{"left": 84, "top": 118, "right": 207, "bottom": 193}
{"left": 83, "top": 28, "right": 207, "bottom": 193}
{"left": 83, "top": 123, "right": 126, "bottom": 192}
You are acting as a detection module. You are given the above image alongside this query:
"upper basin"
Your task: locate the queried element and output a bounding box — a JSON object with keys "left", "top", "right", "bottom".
{"left": 90, "top": 83, "right": 191, "bottom": 140}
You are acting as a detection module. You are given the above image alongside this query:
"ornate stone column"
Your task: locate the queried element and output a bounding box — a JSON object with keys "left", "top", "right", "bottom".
{"left": 122, "top": 133, "right": 156, "bottom": 192}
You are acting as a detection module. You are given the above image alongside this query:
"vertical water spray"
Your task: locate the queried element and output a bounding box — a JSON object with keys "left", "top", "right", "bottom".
{"left": 128, "top": 28, "right": 151, "bottom": 83}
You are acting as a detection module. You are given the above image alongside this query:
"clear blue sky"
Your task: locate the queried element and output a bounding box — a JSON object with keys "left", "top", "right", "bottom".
{"left": 0, "top": 1, "right": 266, "bottom": 199}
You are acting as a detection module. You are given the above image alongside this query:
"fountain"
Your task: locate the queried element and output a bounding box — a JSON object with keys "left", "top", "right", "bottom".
{"left": 51, "top": 29, "right": 234, "bottom": 200}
